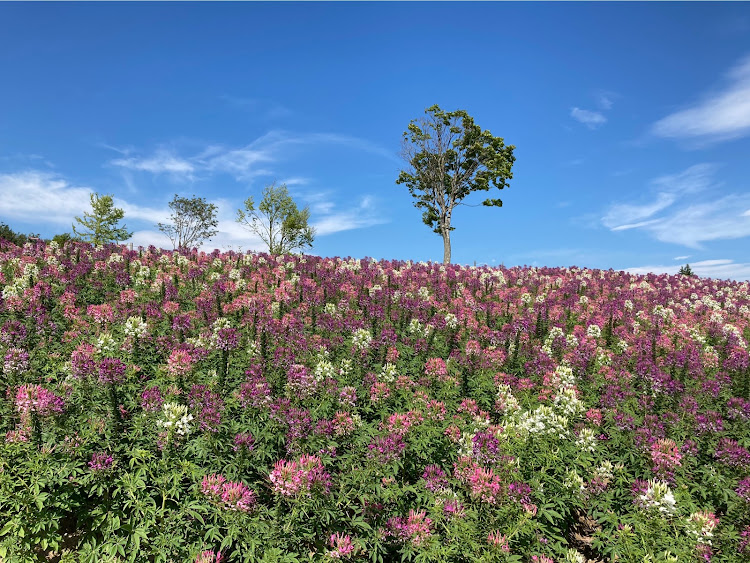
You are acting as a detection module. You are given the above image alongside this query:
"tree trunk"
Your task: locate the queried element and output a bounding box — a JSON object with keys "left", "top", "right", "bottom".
{"left": 442, "top": 228, "right": 451, "bottom": 264}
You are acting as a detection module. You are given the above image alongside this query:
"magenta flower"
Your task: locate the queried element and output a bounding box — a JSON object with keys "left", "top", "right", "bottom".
{"left": 385, "top": 509, "right": 433, "bottom": 547}
{"left": 15, "top": 384, "right": 65, "bottom": 417}
{"left": 195, "top": 550, "right": 223, "bottom": 563}
{"left": 233, "top": 432, "right": 255, "bottom": 452}
{"left": 88, "top": 452, "right": 114, "bottom": 472}
{"left": 201, "top": 474, "right": 256, "bottom": 513}
{"left": 714, "top": 438, "right": 750, "bottom": 469}
{"left": 328, "top": 533, "right": 356, "bottom": 559}
{"left": 98, "top": 357, "right": 127, "bottom": 384}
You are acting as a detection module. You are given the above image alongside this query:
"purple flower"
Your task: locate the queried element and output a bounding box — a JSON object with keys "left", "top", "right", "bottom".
{"left": 735, "top": 477, "right": 750, "bottom": 503}
{"left": 472, "top": 429, "right": 500, "bottom": 464}
{"left": 88, "top": 452, "right": 114, "bottom": 472}
{"left": 233, "top": 432, "right": 255, "bottom": 452}
{"left": 188, "top": 385, "right": 224, "bottom": 433}
{"left": 714, "top": 438, "right": 750, "bottom": 469}
{"left": 215, "top": 327, "right": 240, "bottom": 351}
{"left": 140, "top": 386, "right": 164, "bottom": 412}
{"left": 98, "top": 357, "right": 127, "bottom": 384}
{"left": 367, "top": 434, "right": 406, "bottom": 464}
{"left": 3, "top": 347, "right": 29, "bottom": 376}
{"left": 422, "top": 465, "right": 448, "bottom": 492}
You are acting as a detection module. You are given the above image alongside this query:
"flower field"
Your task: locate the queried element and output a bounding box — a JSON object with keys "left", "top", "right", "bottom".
{"left": 1, "top": 240, "right": 749, "bottom": 563}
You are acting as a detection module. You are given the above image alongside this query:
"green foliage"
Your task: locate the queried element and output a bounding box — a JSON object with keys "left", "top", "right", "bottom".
{"left": 397, "top": 104, "right": 516, "bottom": 263}
{"left": 72, "top": 193, "right": 132, "bottom": 245}
{"left": 678, "top": 264, "right": 695, "bottom": 277}
{"left": 236, "top": 182, "right": 315, "bottom": 255}
{"left": 0, "top": 223, "right": 40, "bottom": 246}
{"left": 157, "top": 195, "right": 219, "bottom": 250}
{"left": 51, "top": 232, "right": 81, "bottom": 246}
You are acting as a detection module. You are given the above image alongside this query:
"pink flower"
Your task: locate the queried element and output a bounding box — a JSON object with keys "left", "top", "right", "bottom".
{"left": 14, "top": 385, "right": 65, "bottom": 417}
{"left": 328, "top": 533, "right": 356, "bottom": 559}
{"left": 201, "top": 474, "right": 256, "bottom": 512}
{"left": 166, "top": 349, "right": 194, "bottom": 378}
{"left": 386, "top": 509, "right": 433, "bottom": 547}
{"left": 270, "top": 455, "right": 331, "bottom": 497}
{"left": 195, "top": 550, "right": 223, "bottom": 563}
{"left": 650, "top": 438, "right": 682, "bottom": 482}
{"left": 487, "top": 531, "right": 510, "bottom": 552}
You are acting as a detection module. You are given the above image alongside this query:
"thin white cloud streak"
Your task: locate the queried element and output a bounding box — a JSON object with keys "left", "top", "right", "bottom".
{"left": 599, "top": 164, "right": 750, "bottom": 248}
{"left": 602, "top": 193, "right": 676, "bottom": 229}
{"left": 111, "top": 151, "right": 196, "bottom": 178}
{"left": 642, "top": 194, "right": 750, "bottom": 247}
{"left": 625, "top": 259, "right": 750, "bottom": 281}
{"left": 313, "top": 195, "right": 386, "bottom": 237}
{"left": 570, "top": 107, "right": 607, "bottom": 129}
{"left": 109, "top": 130, "right": 398, "bottom": 183}
{"left": 652, "top": 54, "right": 750, "bottom": 144}
{"left": 601, "top": 164, "right": 716, "bottom": 230}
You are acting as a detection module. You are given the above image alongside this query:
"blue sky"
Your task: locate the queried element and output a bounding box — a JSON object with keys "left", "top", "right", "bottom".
{"left": 2, "top": 2, "right": 750, "bottom": 279}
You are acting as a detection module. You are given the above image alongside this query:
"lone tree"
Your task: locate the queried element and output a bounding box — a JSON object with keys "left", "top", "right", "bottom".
{"left": 157, "top": 195, "right": 218, "bottom": 250}
{"left": 678, "top": 264, "right": 695, "bottom": 277}
{"left": 397, "top": 104, "right": 516, "bottom": 264}
{"left": 236, "top": 182, "right": 315, "bottom": 255}
{"left": 72, "top": 193, "right": 132, "bottom": 245}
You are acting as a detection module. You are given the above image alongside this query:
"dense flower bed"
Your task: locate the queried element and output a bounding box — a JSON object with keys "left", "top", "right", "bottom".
{"left": 0, "top": 240, "right": 749, "bottom": 562}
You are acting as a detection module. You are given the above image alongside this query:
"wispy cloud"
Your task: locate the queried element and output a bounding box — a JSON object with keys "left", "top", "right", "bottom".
{"left": 652, "top": 54, "right": 750, "bottom": 144}
{"left": 570, "top": 107, "right": 607, "bottom": 129}
{"left": 602, "top": 164, "right": 750, "bottom": 248}
{"left": 625, "top": 259, "right": 750, "bottom": 281}
{"left": 596, "top": 93, "right": 614, "bottom": 110}
{"left": 111, "top": 150, "right": 196, "bottom": 178}
{"left": 673, "top": 255, "right": 690, "bottom": 261}
{"left": 108, "top": 130, "right": 398, "bottom": 183}
{"left": 312, "top": 195, "right": 387, "bottom": 236}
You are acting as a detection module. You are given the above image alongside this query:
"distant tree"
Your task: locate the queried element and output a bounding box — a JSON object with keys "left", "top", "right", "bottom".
{"left": 157, "top": 194, "right": 219, "bottom": 250}
{"left": 236, "top": 182, "right": 315, "bottom": 255}
{"left": 678, "top": 264, "right": 695, "bottom": 277}
{"left": 51, "top": 232, "right": 80, "bottom": 246}
{"left": 72, "top": 193, "right": 132, "bottom": 245}
{"left": 0, "top": 223, "right": 39, "bottom": 246}
{"left": 397, "top": 104, "right": 516, "bottom": 264}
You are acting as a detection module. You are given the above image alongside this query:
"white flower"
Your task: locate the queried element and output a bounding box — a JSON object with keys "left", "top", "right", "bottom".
{"left": 351, "top": 328, "right": 372, "bottom": 351}
{"left": 123, "top": 316, "right": 148, "bottom": 338}
{"left": 444, "top": 313, "right": 459, "bottom": 330}
{"left": 157, "top": 402, "right": 193, "bottom": 437}
{"left": 586, "top": 324, "right": 602, "bottom": 338}
{"left": 379, "top": 362, "right": 398, "bottom": 383}
{"left": 639, "top": 480, "right": 677, "bottom": 517}
{"left": 575, "top": 427, "right": 597, "bottom": 453}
